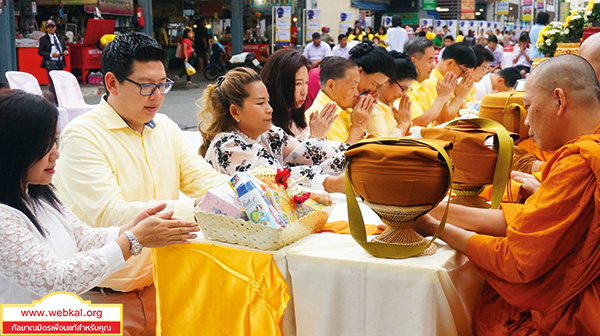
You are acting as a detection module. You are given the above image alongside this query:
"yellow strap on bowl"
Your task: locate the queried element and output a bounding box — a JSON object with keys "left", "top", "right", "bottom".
{"left": 344, "top": 138, "right": 453, "bottom": 259}
{"left": 445, "top": 118, "right": 515, "bottom": 209}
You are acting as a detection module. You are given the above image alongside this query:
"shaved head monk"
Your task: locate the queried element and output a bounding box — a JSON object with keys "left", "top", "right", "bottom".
{"left": 514, "top": 34, "right": 600, "bottom": 175}
{"left": 417, "top": 54, "right": 600, "bottom": 335}
{"left": 579, "top": 32, "right": 600, "bottom": 81}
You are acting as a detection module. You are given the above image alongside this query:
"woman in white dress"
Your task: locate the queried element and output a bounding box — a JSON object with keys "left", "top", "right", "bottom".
{"left": 198, "top": 67, "right": 347, "bottom": 193}
{"left": 0, "top": 90, "right": 198, "bottom": 304}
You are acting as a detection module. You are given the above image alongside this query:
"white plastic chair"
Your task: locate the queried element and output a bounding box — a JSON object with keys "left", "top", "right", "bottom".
{"left": 49, "top": 70, "right": 99, "bottom": 124}
{"left": 6, "top": 71, "right": 69, "bottom": 132}
{"left": 6, "top": 71, "right": 44, "bottom": 96}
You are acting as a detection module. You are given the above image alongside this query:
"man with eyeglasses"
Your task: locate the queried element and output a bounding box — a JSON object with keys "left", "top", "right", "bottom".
{"left": 421, "top": 42, "right": 477, "bottom": 124}
{"left": 54, "top": 32, "right": 228, "bottom": 335}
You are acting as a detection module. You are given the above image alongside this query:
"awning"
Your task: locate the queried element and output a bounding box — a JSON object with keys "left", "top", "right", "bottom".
{"left": 351, "top": 0, "right": 389, "bottom": 11}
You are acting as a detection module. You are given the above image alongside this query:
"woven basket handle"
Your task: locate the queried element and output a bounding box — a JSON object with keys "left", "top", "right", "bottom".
{"left": 445, "top": 118, "right": 515, "bottom": 209}
{"left": 345, "top": 138, "right": 453, "bottom": 259}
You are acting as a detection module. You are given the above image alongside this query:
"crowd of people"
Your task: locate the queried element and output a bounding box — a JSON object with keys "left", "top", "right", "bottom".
{"left": 3, "top": 12, "right": 600, "bottom": 334}
{"left": 306, "top": 13, "right": 551, "bottom": 80}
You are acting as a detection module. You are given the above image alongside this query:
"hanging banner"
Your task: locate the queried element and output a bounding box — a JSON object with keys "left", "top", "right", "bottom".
{"left": 382, "top": 15, "right": 393, "bottom": 27}
{"left": 447, "top": 20, "right": 457, "bottom": 36}
{"left": 420, "top": 18, "right": 434, "bottom": 28}
{"left": 435, "top": 19, "right": 446, "bottom": 32}
{"left": 305, "top": 9, "right": 321, "bottom": 41}
{"left": 496, "top": 1, "right": 509, "bottom": 15}
{"left": 423, "top": 0, "right": 436, "bottom": 11}
{"left": 560, "top": 1, "right": 568, "bottom": 20}
{"left": 522, "top": 0, "right": 533, "bottom": 22}
{"left": 274, "top": 6, "right": 291, "bottom": 46}
{"left": 467, "top": 20, "right": 477, "bottom": 33}
{"left": 536, "top": 0, "right": 545, "bottom": 10}
{"left": 339, "top": 12, "right": 354, "bottom": 35}
{"left": 477, "top": 20, "right": 486, "bottom": 35}
{"left": 460, "top": 0, "right": 475, "bottom": 20}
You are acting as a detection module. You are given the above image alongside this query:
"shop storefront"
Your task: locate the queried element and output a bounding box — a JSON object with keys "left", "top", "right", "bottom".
{"left": 13, "top": 0, "right": 136, "bottom": 84}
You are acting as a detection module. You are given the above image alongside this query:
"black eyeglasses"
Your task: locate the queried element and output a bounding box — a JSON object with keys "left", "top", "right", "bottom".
{"left": 115, "top": 74, "right": 174, "bottom": 96}
{"left": 395, "top": 82, "right": 413, "bottom": 93}
{"left": 457, "top": 64, "right": 470, "bottom": 76}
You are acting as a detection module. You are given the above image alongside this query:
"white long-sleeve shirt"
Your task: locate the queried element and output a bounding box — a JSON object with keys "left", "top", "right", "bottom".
{"left": 385, "top": 27, "right": 408, "bottom": 52}
{"left": 0, "top": 202, "right": 124, "bottom": 304}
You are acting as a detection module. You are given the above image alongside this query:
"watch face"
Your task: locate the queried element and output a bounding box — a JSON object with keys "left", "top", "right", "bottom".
{"left": 131, "top": 243, "right": 143, "bottom": 255}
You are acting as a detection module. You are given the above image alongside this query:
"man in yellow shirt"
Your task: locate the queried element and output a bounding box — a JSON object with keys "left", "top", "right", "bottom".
{"left": 304, "top": 56, "right": 375, "bottom": 143}
{"left": 404, "top": 38, "right": 457, "bottom": 127}
{"left": 422, "top": 42, "right": 477, "bottom": 124}
{"left": 54, "top": 32, "right": 228, "bottom": 335}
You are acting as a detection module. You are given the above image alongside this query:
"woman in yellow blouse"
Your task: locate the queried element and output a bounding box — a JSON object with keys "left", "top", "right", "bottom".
{"left": 365, "top": 27, "right": 374, "bottom": 41}
{"left": 366, "top": 51, "right": 418, "bottom": 138}
{"left": 374, "top": 26, "right": 387, "bottom": 47}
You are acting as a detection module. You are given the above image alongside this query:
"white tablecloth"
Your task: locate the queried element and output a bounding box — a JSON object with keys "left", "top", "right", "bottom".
{"left": 189, "top": 193, "right": 484, "bottom": 336}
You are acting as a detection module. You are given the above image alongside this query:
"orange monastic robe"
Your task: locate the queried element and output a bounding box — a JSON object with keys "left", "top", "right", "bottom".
{"left": 466, "top": 123, "right": 600, "bottom": 335}
{"left": 517, "top": 137, "right": 554, "bottom": 162}
{"left": 512, "top": 137, "right": 555, "bottom": 173}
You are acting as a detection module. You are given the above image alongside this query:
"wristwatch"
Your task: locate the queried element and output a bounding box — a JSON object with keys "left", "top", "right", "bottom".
{"left": 124, "top": 231, "right": 143, "bottom": 256}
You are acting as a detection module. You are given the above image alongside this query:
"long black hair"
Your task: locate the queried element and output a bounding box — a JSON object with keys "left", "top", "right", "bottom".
{"left": 0, "top": 90, "right": 62, "bottom": 235}
{"left": 260, "top": 49, "right": 310, "bottom": 135}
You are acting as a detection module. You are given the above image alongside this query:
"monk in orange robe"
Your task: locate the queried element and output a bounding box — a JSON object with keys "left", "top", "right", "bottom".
{"left": 513, "top": 33, "right": 600, "bottom": 176}
{"left": 416, "top": 55, "right": 600, "bottom": 335}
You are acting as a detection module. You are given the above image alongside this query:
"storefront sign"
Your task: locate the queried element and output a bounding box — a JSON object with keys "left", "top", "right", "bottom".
{"left": 84, "top": 0, "right": 133, "bottom": 16}
{"left": 305, "top": 9, "right": 320, "bottom": 41}
{"left": 273, "top": 6, "right": 291, "bottom": 46}
{"left": 339, "top": 12, "right": 354, "bottom": 35}
{"left": 399, "top": 13, "right": 419, "bottom": 26}
{"left": 383, "top": 13, "right": 418, "bottom": 26}
{"left": 460, "top": 0, "right": 475, "bottom": 20}
{"left": 522, "top": 0, "right": 533, "bottom": 22}
{"left": 423, "top": 0, "right": 436, "bottom": 11}
{"left": 496, "top": 1, "right": 509, "bottom": 15}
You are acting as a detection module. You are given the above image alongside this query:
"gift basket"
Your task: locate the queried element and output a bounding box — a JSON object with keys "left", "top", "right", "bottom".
{"left": 345, "top": 138, "right": 454, "bottom": 259}
{"left": 421, "top": 118, "right": 517, "bottom": 209}
{"left": 194, "top": 168, "right": 333, "bottom": 250}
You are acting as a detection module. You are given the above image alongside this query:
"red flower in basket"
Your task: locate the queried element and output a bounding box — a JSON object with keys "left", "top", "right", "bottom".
{"left": 292, "top": 192, "right": 311, "bottom": 208}
{"left": 275, "top": 168, "right": 291, "bottom": 189}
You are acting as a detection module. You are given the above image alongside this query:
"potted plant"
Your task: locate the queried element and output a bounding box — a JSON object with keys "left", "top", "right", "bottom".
{"left": 583, "top": 0, "right": 600, "bottom": 42}
{"left": 536, "top": 21, "right": 569, "bottom": 57}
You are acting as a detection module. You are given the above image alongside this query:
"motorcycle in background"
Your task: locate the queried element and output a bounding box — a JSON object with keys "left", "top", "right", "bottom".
{"left": 204, "top": 52, "right": 262, "bottom": 81}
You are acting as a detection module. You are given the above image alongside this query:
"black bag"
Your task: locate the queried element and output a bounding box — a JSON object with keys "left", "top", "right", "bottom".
{"left": 45, "top": 60, "right": 63, "bottom": 71}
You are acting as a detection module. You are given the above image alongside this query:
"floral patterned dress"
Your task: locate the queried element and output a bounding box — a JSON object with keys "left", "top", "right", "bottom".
{"left": 204, "top": 125, "right": 348, "bottom": 190}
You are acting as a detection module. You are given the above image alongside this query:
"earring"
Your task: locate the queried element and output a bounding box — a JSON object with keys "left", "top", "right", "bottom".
{"left": 236, "top": 119, "right": 240, "bottom": 123}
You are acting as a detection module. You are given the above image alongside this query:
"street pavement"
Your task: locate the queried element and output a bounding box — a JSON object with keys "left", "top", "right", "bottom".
{"left": 82, "top": 70, "right": 214, "bottom": 131}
